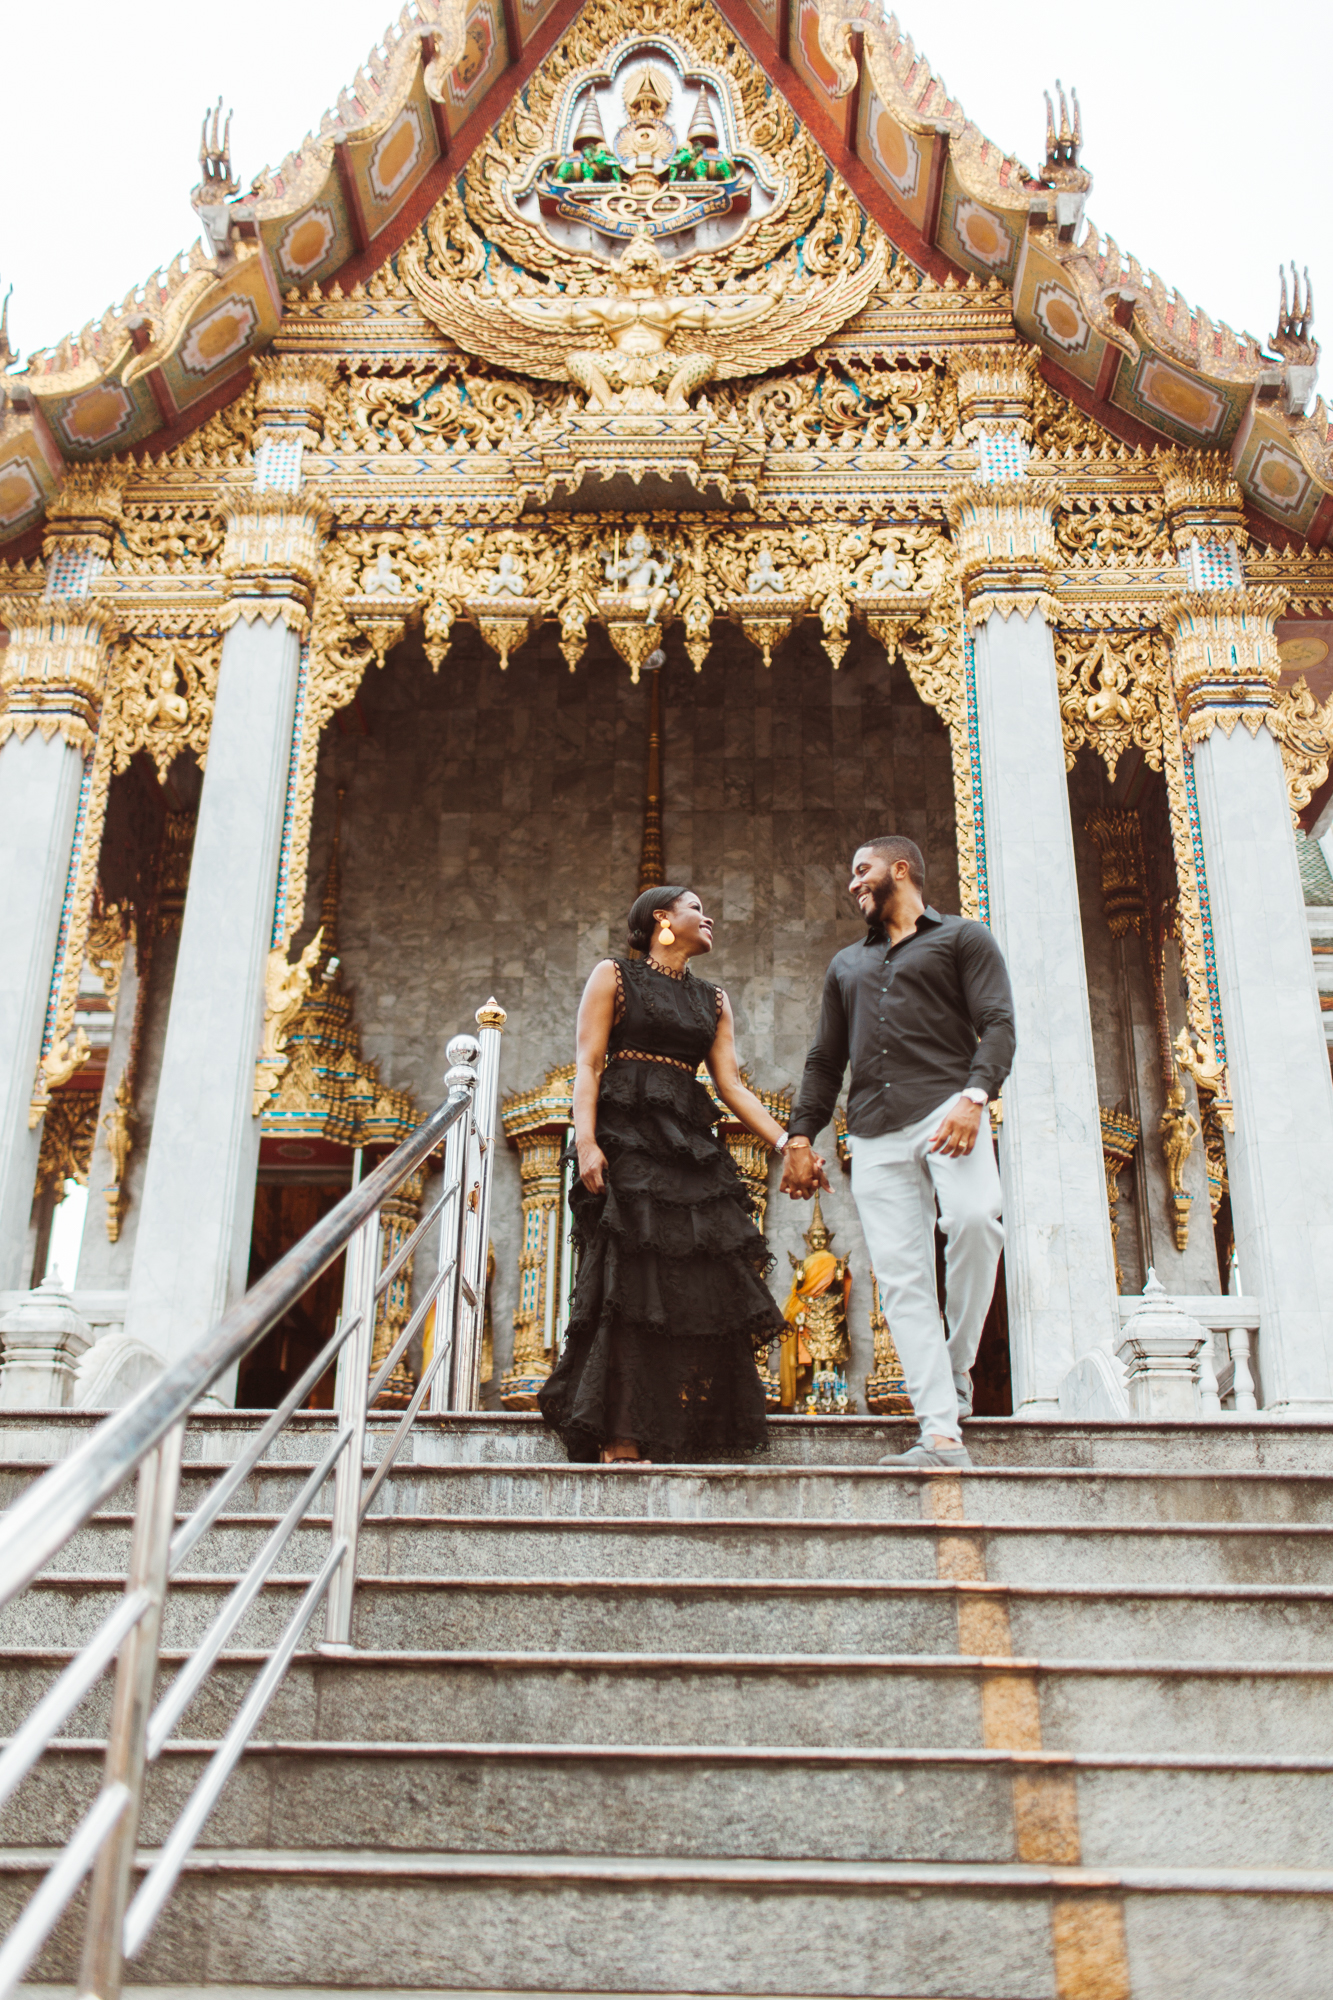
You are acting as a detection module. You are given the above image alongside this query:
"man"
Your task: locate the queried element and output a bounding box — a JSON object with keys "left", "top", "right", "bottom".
{"left": 779, "top": 835, "right": 1015, "bottom": 1468}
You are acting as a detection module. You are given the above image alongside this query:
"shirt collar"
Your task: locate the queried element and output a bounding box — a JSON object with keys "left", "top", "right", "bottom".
{"left": 863, "top": 904, "right": 943, "bottom": 946}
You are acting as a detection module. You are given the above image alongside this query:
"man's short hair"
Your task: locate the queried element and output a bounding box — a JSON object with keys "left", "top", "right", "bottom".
{"left": 859, "top": 834, "right": 925, "bottom": 891}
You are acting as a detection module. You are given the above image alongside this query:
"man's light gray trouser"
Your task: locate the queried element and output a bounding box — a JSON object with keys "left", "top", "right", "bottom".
{"left": 848, "top": 1096, "right": 1004, "bottom": 1443}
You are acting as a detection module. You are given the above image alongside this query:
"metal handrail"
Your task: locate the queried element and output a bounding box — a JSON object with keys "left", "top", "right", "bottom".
{"left": 0, "top": 1002, "right": 506, "bottom": 2000}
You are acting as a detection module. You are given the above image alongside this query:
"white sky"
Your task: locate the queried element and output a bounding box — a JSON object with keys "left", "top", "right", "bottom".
{"left": 1, "top": 0, "right": 1327, "bottom": 362}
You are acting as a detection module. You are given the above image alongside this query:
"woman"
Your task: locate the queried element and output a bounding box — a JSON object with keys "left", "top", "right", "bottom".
{"left": 538, "top": 885, "right": 793, "bottom": 1465}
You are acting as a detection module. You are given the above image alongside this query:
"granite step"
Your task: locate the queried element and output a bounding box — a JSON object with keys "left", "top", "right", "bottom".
{"left": 10, "top": 1460, "right": 1333, "bottom": 1528}
{"left": 7, "top": 1409, "right": 1333, "bottom": 1474}
{"left": 5, "top": 1740, "right": 1331, "bottom": 1873}
{"left": 3, "top": 1647, "right": 1330, "bottom": 1757}
{"left": 3, "top": 1847, "right": 1331, "bottom": 1999}
{"left": 29, "top": 1512, "right": 1333, "bottom": 1591}
{"left": 8, "top": 1571, "right": 1333, "bottom": 1664}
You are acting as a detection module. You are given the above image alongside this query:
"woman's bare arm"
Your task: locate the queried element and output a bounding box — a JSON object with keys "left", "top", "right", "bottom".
{"left": 704, "top": 992, "right": 789, "bottom": 1147}
{"left": 573, "top": 960, "right": 618, "bottom": 1192}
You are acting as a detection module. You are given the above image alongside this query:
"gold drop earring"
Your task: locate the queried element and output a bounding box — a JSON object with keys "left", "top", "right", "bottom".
{"left": 658, "top": 920, "right": 676, "bottom": 945}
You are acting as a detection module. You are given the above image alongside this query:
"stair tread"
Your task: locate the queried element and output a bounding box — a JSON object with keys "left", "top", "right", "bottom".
{"left": 33, "top": 1737, "right": 1333, "bottom": 1772}
{"left": 4, "top": 1846, "right": 1333, "bottom": 1892}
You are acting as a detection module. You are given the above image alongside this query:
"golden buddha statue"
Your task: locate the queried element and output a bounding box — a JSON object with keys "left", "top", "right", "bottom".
{"left": 781, "top": 1192, "right": 855, "bottom": 1413}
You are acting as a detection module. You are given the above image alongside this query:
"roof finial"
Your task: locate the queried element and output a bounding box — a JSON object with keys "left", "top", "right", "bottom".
{"left": 1274, "top": 260, "right": 1316, "bottom": 359}
{"left": 571, "top": 88, "right": 607, "bottom": 150}
{"left": 1044, "top": 78, "right": 1082, "bottom": 171}
{"left": 192, "top": 97, "right": 240, "bottom": 261}
{"left": 0, "top": 282, "right": 13, "bottom": 372}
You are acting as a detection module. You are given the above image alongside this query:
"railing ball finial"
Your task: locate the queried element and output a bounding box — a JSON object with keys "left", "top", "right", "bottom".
{"left": 444, "top": 1063, "right": 479, "bottom": 1092}
{"left": 446, "top": 1032, "right": 481, "bottom": 1068}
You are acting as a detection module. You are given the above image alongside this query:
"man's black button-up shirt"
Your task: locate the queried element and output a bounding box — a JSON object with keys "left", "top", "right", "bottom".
{"left": 788, "top": 907, "right": 1016, "bottom": 1140}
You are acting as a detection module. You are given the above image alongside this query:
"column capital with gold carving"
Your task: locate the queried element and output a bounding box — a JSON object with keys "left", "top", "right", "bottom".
{"left": 0, "top": 592, "right": 119, "bottom": 755}
{"left": 1158, "top": 449, "right": 1249, "bottom": 555}
{"left": 947, "top": 345, "right": 1041, "bottom": 441}
{"left": 252, "top": 354, "right": 341, "bottom": 448}
{"left": 41, "top": 466, "right": 125, "bottom": 566}
{"left": 1162, "top": 587, "right": 1288, "bottom": 745}
{"left": 220, "top": 488, "right": 331, "bottom": 637}
{"left": 947, "top": 480, "right": 1059, "bottom": 627}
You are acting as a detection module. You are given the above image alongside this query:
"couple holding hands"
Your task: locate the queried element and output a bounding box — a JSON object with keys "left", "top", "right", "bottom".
{"left": 538, "top": 835, "right": 1016, "bottom": 1469}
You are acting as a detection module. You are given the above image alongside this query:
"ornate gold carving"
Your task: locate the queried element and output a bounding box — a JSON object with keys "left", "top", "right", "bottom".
{"left": 1157, "top": 691, "right": 1225, "bottom": 1074}
{"left": 947, "top": 482, "right": 1059, "bottom": 626}
{"left": 0, "top": 600, "right": 117, "bottom": 754}
{"left": 252, "top": 354, "right": 340, "bottom": 444}
{"left": 864, "top": 1272, "right": 912, "bottom": 1415}
{"left": 34, "top": 1089, "right": 100, "bottom": 1197}
{"left": 1084, "top": 808, "right": 1149, "bottom": 938}
{"left": 500, "top": 1061, "right": 576, "bottom": 1409}
{"left": 42, "top": 468, "right": 124, "bottom": 561}
{"left": 1054, "top": 496, "right": 1170, "bottom": 563}
{"left": 253, "top": 929, "right": 324, "bottom": 1114}
{"left": 1158, "top": 450, "right": 1249, "bottom": 552}
{"left": 103, "top": 633, "right": 221, "bottom": 780}
{"left": 1268, "top": 676, "right": 1333, "bottom": 819}
{"left": 84, "top": 900, "right": 129, "bottom": 1007}
{"left": 1158, "top": 1081, "right": 1199, "bottom": 1254}
{"left": 1163, "top": 589, "right": 1285, "bottom": 745}
{"left": 221, "top": 491, "right": 330, "bottom": 634}
{"left": 948, "top": 345, "right": 1040, "bottom": 439}
{"left": 371, "top": 1167, "right": 424, "bottom": 1409}
{"left": 1099, "top": 1106, "right": 1141, "bottom": 1291}
{"left": 1056, "top": 631, "right": 1165, "bottom": 780}
{"left": 101, "top": 1071, "right": 136, "bottom": 1243}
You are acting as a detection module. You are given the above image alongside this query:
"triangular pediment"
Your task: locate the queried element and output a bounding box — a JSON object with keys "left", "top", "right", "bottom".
{"left": 0, "top": 0, "right": 1328, "bottom": 552}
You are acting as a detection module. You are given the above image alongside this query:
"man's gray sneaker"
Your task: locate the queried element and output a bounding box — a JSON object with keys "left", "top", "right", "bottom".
{"left": 878, "top": 1440, "right": 973, "bottom": 1469}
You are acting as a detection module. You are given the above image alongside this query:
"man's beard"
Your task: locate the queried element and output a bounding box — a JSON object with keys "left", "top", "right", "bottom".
{"left": 863, "top": 880, "right": 893, "bottom": 934}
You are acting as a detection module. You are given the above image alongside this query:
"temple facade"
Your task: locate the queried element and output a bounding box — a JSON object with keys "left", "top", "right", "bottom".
{"left": 3, "top": 0, "right": 1333, "bottom": 1423}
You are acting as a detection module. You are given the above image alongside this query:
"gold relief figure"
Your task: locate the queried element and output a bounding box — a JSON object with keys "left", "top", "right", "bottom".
{"left": 781, "top": 1193, "right": 855, "bottom": 1413}
{"left": 1159, "top": 1079, "right": 1200, "bottom": 1254}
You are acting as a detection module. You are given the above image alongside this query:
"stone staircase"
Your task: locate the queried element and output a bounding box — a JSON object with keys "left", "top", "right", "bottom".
{"left": 2, "top": 1410, "right": 1332, "bottom": 1999}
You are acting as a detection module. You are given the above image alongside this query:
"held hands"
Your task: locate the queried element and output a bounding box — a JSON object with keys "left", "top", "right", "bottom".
{"left": 779, "top": 1138, "right": 831, "bottom": 1201}
{"left": 577, "top": 1139, "right": 609, "bottom": 1194}
{"left": 928, "top": 1096, "right": 983, "bottom": 1158}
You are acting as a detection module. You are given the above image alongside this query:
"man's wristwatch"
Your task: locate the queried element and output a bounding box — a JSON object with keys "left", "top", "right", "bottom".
{"left": 961, "top": 1087, "right": 988, "bottom": 1107}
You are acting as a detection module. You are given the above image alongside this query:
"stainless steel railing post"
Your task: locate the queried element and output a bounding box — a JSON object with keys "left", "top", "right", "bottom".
{"left": 323, "top": 1212, "right": 377, "bottom": 1645}
{"left": 76, "top": 1420, "right": 184, "bottom": 2000}
{"left": 452, "top": 1000, "right": 506, "bottom": 1410}
{"left": 428, "top": 1040, "right": 479, "bottom": 1415}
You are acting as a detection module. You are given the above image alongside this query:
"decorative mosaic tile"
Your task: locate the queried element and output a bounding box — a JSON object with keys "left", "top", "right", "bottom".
{"left": 39, "top": 756, "right": 96, "bottom": 1062}
{"left": 976, "top": 431, "right": 1030, "bottom": 485}
{"left": 271, "top": 637, "right": 312, "bottom": 948}
{"left": 964, "top": 628, "right": 989, "bottom": 925}
{"left": 1182, "top": 744, "right": 1227, "bottom": 1063}
{"left": 43, "top": 548, "right": 104, "bottom": 599}
{"left": 254, "top": 435, "right": 305, "bottom": 493}
{"left": 1185, "top": 538, "right": 1243, "bottom": 591}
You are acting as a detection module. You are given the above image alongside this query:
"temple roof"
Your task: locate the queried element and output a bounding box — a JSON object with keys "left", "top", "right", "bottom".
{"left": 0, "top": 0, "right": 1327, "bottom": 553}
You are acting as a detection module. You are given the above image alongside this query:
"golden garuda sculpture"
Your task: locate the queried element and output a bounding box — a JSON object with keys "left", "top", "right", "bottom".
{"left": 402, "top": 30, "right": 887, "bottom": 421}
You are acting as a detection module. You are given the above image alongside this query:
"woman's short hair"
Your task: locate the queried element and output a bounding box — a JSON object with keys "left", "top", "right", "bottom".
{"left": 626, "top": 884, "right": 689, "bottom": 954}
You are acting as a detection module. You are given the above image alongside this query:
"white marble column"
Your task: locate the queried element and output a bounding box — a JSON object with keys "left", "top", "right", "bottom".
{"left": 971, "top": 603, "right": 1121, "bottom": 1410}
{"left": 0, "top": 733, "right": 89, "bottom": 1289}
{"left": 0, "top": 566, "right": 116, "bottom": 1290}
{"left": 120, "top": 613, "right": 303, "bottom": 1390}
{"left": 1190, "top": 720, "right": 1333, "bottom": 1409}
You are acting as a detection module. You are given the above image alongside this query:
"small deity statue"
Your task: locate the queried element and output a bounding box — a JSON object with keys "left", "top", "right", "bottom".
{"left": 781, "top": 1193, "right": 853, "bottom": 1412}
{"left": 483, "top": 547, "right": 529, "bottom": 599}
{"left": 144, "top": 652, "right": 189, "bottom": 730}
{"left": 862, "top": 546, "right": 909, "bottom": 594}
{"left": 604, "top": 527, "right": 678, "bottom": 624}
{"left": 361, "top": 548, "right": 409, "bottom": 597}
{"left": 745, "top": 541, "right": 786, "bottom": 596}
{"left": 1084, "top": 651, "right": 1133, "bottom": 727}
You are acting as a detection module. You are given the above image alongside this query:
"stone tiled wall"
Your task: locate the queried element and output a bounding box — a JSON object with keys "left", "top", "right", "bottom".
{"left": 298, "top": 615, "right": 960, "bottom": 1398}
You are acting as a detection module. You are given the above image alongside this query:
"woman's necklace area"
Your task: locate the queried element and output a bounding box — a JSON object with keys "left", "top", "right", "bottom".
{"left": 645, "top": 956, "right": 690, "bottom": 980}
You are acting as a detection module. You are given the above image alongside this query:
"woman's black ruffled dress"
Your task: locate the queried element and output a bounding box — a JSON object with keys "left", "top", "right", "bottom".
{"left": 538, "top": 955, "right": 784, "bottom": 1462}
